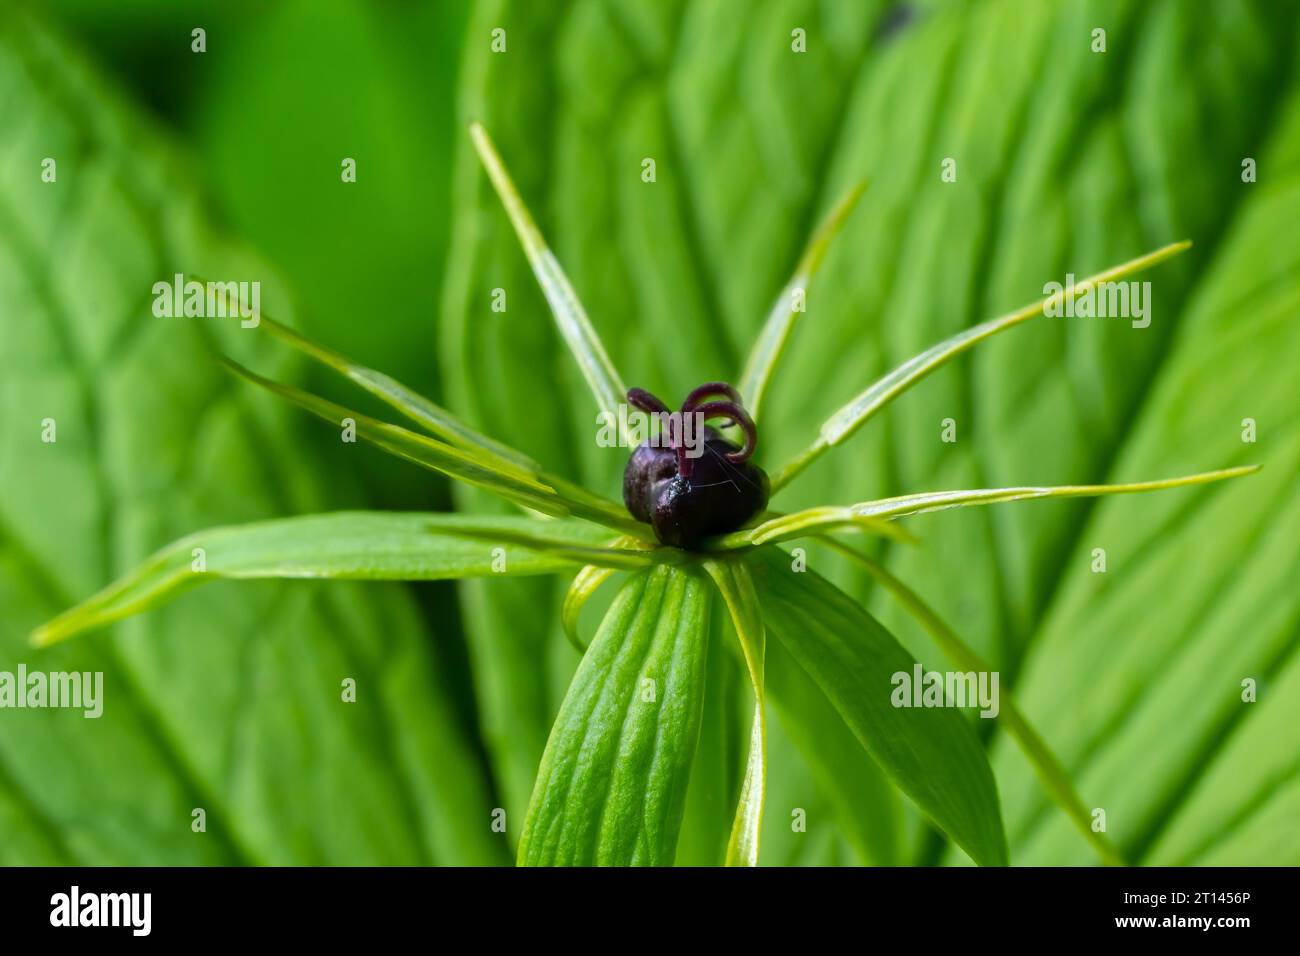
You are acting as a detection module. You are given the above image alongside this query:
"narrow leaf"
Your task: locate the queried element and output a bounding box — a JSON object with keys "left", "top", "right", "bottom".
{"left": 201, "top": 296, "right": 635, "bottom": 533}
{"left": 738, "top": 466, "right": 1259, "bottom": 545}
{"left": 32, "top": 513, "right": 615, "bottom": 647}
{"left": 251, "top": 303, "right": 540, "bottom": 471}
{"left": 518, "top": 566, "right": 712, "bottom": 866}
{"left": 470, "top": 122, "right": 629, "bottom": 439}
{"left": 820, "top": 537, "right": 1125, "bottom": 867}
{"left": 704, "top": 559, "right": 767, "bottom": 867}
{"left": 771, "top": 241, "right": 1193, "bottom": 491}
{"left": 221, "top": 356, "right": 642, "bottom": 532}
{"left": 561, "top": 564, "right": 619, "bottom": 653}
{"left": 749, "top": 546, "right": 1008, "bottom": 866}
{"left": 436, "top": 526, "right": 662, "bottom": 570}
{"left": 711, "top": 506, "right": 916, "bottom": 550}
{"left": 738, "top": 182, "right": 865, "bottom": 422}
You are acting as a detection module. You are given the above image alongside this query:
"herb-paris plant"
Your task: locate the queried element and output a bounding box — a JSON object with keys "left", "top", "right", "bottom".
{"left": 33, "top": 125, "right": 1257, "bottom": 868}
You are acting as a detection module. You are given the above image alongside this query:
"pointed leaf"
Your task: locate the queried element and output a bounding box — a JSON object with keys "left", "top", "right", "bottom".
{"left": 741, "top": 466, "right": 1259, "bottom": 544}
{"left": 711, "top": 506, "right": 916, "bottom": 550}
{"left": 470, "top": 122, "right": 629, "bottom": 440}
{"left": 221, "top": 356, "right": 642, "bottom": 532}
{"left": 749, "top": 547, "right": 1007, "bottom": 866}
{"left": 772, "top": 242, "right": 1193, "bottom": 491}
{"left": 252, "top": 303, "right": 541, "bottom": 471}
{"left": 32, "top": 513, "right": 620, "bottom": 647}
{"left": 739, "top": 182, "right": 865, "bottom": 422}
{"left": 225, "top": 303, "right": 632, "bottom": 527}
{"left": 820, "top": 537, "right": 1124, "bottom": 867}
{"left": 518, "top": 566, "right": 712, "bottom": 866}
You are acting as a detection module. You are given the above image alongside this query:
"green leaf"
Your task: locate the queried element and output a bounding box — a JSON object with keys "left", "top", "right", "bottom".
{"left": 712, "top": 506, "right": 916, "bottom": 549}
{"left": 0, "top": 10, "right": 502, "bottom": 865}
{"left": 738, "top": 182, "right": 865, "bottom": 422}
{"left": 820, "top": 537, "right": 1124, "bottom": 866}
{"left": 446, "top": 0, "right": 1300, "bottom": 868}
{"left": 771, "top": 242, "right": 1191, "bottom": 491}
{"left": 675, "top": 609, "right": 747, "bottom": 866}
{"left": 470, "top": 122, "right": 630, "bottom": 441}
{"left": 746, "top": 0, "right": 1300, "bottom": 867}
{"left": 250, "top": 305, "right": 543, "bottom": 472}
{"left": 763, "top": 631, "right": 902, "bottom": 866}
{"left": 561, "top": 563, "right": 618, "bottom": 652}
{"left": 983, "top": 87, "right": 1300, "bottom": 865}
{"left": 227, "top": 302, "right": 637, "bottom": 530}
{"left": 518, "top": 565, "right": 712, "bottom": 865}
{"left": 221, "top": 356, "right": 643, "bottom": 532}
{"left": 32, "top": 513, "right": 637, "bottom": 648}
{"left": 749, "top": 547, "right": 1008, "bottom": 866}
{"left": 704, "top": 559, "right": 767, "bottom": 867}
{"left": 178, "top": 0, "right": 471, "bottom": 511}
{"left": 729, "top": 465, "right": 1258, "bottom": 545}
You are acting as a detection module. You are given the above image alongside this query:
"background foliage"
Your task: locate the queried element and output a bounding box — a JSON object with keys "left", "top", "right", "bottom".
{"left": 1, "top": 0, "right": 1296, "bottom": 865}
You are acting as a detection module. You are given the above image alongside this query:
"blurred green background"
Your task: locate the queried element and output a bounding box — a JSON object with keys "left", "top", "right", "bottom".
{"left": 1, "top": 0, "right": 1297, "bottom": 865}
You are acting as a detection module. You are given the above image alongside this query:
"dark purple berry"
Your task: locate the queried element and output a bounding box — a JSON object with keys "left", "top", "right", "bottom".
{"left": 622, "top": 441, "right": 676, "bottom": 523}
{"left": 621, "top": 384, "right": 770, "bottom": 549}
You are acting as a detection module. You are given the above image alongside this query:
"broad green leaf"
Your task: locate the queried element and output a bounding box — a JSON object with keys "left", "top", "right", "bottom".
{"left": 704, "top": 559, "right": 766, "bottom": 867}
{"left": 771, "top": 242, "right": 1191, "bottom": 491}
{"left": 738, "top": 182, "right": 865, "bottom": 422}
{"left": 727, "top": 465, "right": 1258, "bottom": 546}
{"left": 0, "top": 10, "right": 502, "bottom": 865}
{"left": 754, "top": 0, "right": 1296, "bottom": 688}
{"left": 981, "top": 81, "right": 1300, "bottom": 865}
{"left": 750, "top": 547, "right": 1007, "bottom": 866}
{"left": 32, "top": 513, "right": 635, "bottom": 647}
{"left": 20, "top": 0, "right": 1285, "bottom": 871}
{"left": 518, "top": 566, "right": 712, "bottom": 865}
{"left": 821, "top": 537, "right": 1124, "bottom": 866}
{"left": 470, "top": 122, "right": 629, "bottom": 440}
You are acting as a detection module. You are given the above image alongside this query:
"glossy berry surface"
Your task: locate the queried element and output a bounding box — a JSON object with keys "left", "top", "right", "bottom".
{"left": 621, "top": 384, "right": 769, "bottom": 549}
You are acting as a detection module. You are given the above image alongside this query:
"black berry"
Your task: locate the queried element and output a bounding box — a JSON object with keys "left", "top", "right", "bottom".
{"left": 622, "top": 383, "right": 770, "bottom": 549}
